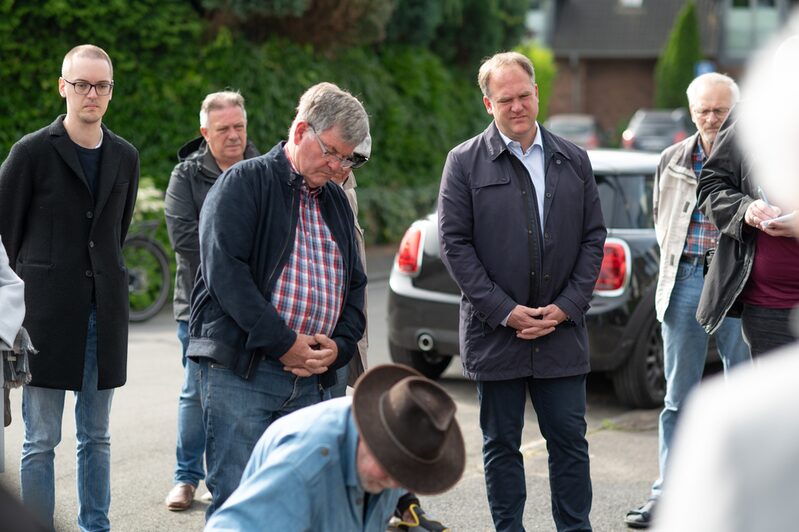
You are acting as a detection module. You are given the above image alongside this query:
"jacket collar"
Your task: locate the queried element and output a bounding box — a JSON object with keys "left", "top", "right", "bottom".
{"left": 48, "top": 115, "right": 122, "bottom": 214}
{"left": 178, "top": 137, "right": 261, "bottom": 180}
{"left": 483, "top": 121, "right": 572, "bottom": 166}
{"left": 273, "top": 141, "right": 329, "bottom": 198}
{"left": 665, "top": 132, "right": 702, "bottom": 179}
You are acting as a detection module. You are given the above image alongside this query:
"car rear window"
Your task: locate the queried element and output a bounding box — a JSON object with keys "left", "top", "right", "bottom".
{"left": 595, "top": 174, "right": 654, "bottom": 229}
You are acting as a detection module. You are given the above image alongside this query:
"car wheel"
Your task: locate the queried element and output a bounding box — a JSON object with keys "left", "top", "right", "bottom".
{"left": 388, "top": 341, "right": 452, "bottom": 380}
{"left": 611, "top": 314, "right": 665, "bottom": 408}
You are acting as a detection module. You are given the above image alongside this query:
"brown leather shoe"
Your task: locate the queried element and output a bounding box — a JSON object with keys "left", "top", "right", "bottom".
{"left": 165, "top": 483, "right": 196, "bottom": 511}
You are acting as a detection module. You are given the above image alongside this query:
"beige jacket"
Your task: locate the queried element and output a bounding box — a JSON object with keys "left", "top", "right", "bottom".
{"left": 340, "top": 173, "right": 368, "bottom": 385}
{"left": 653, "top": 133, "right": 712, "bottom": 322}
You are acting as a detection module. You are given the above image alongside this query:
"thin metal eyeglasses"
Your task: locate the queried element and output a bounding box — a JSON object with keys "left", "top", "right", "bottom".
{"left": 63, "top": 78, "right": 114, "bottom": 96}
{"left": 693, "top": 107, "right": 730, "bottom": 119}
{"left": 310, "top": 126, "right": 368, "bottom": 169}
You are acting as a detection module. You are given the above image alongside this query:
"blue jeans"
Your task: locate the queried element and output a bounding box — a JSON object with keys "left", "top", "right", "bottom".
{"left": 477, "top": 374, "right": 592, "bottom": 532}
{"left": 174, "top": 320, "right": 205, "bottom": 486}
{"left": 651, "top": 260, "right": 751, "bottom": 497}
{"left": 322, "top": 365, "right": 348, "bottom": 400}
{"left": 199, "top": 357, "right": 323, "bottom": 519}
{"left": 21, "top": 307, "right": 114, "bottom": 532}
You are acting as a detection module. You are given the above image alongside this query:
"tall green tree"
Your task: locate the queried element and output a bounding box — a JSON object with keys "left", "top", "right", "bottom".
{"left": 654, "top": 0, "right": 702, "bottom": 108}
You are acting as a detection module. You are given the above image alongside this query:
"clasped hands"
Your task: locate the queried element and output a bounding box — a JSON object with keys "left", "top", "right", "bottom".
{"left": 506, "top": 304, "right": 566, "bottom": 340}
{"left": 279, "top": 333, "right": 337, "bottom": 377}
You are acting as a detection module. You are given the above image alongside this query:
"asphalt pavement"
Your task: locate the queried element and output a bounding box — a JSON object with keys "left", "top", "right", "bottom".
{"left": 0, "top": 245, "right": 661, "bottom": 531}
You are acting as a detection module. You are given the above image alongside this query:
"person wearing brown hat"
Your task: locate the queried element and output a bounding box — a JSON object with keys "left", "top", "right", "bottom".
{"left": 204, "top": 364, "right": 465, "bottom": 531}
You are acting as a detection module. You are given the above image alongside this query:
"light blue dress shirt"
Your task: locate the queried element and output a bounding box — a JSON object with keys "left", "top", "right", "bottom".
{"left": 205, "top": 397, "right": 402, "bottom": 532}
{"left": 498, "top": 123, "right": 546, "bottom": 232}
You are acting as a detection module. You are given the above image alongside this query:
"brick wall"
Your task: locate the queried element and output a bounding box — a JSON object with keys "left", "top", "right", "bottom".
{"left": 549, "top": 57, "right": 656, "bottom": 144}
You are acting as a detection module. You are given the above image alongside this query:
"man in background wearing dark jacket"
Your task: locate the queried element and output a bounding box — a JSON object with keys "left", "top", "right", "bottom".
{"left": 163, "top": 91, "right": 259, "bottom": 511}
{"left": 188, "top": 82, "right": 368, "bottom": 518}
{"left": 438, "top": 51, "right": 605, "bottom": 531}
{"left": 0, "top": 44, "right": 139, "bottom": 531}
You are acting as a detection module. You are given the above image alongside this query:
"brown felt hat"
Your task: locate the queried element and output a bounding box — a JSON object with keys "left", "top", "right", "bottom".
{"left": 352, "top": 364, "right": 465, "bottom": 495}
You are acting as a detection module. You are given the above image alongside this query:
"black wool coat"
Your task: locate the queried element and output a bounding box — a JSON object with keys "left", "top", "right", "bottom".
{"left": 0, "top": 115, "right": 139, "bottom": 390}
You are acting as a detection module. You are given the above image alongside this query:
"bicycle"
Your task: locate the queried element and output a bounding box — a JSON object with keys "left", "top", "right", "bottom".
{"left": 124, "top": 219, "right": 171, "bottom": 322}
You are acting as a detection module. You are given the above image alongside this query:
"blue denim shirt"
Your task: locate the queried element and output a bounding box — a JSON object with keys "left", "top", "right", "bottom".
{"left": 205, "top": 398, "right": 402, "bottom": 532}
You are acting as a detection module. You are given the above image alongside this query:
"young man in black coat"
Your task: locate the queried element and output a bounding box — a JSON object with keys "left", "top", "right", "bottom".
{"left": 0, "top": 44, "right": 139, "bottom": 531}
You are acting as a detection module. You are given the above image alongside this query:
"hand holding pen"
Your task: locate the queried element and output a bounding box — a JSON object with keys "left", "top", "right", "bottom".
{"left": 749, "top": 186, "right": 797, "bottom": 235}
{"left": 745, "top": 186, "right": 782, "bottom": 228}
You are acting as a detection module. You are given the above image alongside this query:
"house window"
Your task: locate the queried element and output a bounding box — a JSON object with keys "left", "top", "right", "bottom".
{"left": 725, "top": 0, "right": 781, "bottom": 60}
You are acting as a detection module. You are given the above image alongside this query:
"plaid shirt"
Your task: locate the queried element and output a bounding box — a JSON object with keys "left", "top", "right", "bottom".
{"left": 682, "top": 141, "right": 720, "bottom": 260}
{"left": 272, "top": 183, "right": 346, "bottom": 337}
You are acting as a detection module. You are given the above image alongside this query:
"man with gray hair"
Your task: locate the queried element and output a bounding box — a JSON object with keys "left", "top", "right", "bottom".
{"left": 163, "top": 90, "right": 259, "bottom": 511}
{"left": 438, "top": 51, "right": 606, "bottom": 531}
{"left": 187, "top": 82, "right": 369, "bottom": 518}
{"left": 624, "top": 72, "right": 750, "bottom": 529}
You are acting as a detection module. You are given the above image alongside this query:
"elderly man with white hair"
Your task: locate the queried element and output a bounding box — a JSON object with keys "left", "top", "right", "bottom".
{"left": 625, "top": 72, "right": 751, "bottom": 530}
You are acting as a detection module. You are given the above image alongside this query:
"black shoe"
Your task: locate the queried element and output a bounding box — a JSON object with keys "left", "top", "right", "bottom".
{"left": 625, "top": 498, "right": 657, "bottom": 529}
{"left": 391, "top": 503, "right": 449, "bottom": 532}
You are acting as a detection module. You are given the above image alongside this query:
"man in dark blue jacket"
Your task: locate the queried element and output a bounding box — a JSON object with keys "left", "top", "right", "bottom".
{"left": 438, "top": 51, "right": 606, "bottom": 531}
{"left": 187, "top": 82, "right": 368, "bottom": 518}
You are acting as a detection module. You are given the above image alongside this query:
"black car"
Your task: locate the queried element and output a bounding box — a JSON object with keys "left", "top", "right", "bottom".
{"left": 544, "top": 114, "right": 606, "bottom": 149}
{"left": 621, "top": 108, "right": 695, "bottom": 153}
{"left": 387, "top": 149, "right": 669, "bottom": 408}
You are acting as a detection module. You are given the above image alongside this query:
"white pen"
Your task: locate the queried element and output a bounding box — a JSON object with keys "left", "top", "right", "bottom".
{"left": 757, "top": 186, "right": 771, "bottom": 206}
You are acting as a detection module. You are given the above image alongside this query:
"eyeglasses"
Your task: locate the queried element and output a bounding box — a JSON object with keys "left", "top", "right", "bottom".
{"left": 309, "top": 126, "right": 368, "bottom": 169}
{"left": 63, "top": 78, "right": 114, "bottom": 96}
{"left": 693, "top": 107, "right": 730, "bottom": 119}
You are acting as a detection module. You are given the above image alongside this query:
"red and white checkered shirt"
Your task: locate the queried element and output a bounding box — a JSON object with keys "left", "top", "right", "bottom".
{"left": 272, "top": 183, "right": 346, "bottom": 337}
{"left": 682, "top": 141, "right": 720, "bottom": 260}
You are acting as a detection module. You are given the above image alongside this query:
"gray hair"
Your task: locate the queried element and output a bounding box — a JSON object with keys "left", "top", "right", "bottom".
{"left": 686, "top": 72, "right": 740, "bottom": 106}
{"left": 478, "top": 51, "right": 536, "bottom": 98}
{"left": 291, "top": 82, "right": 369, "bottom": 146}
{"left": 200, "top": 91, "right": 247, "bottom": 128}
{"left": 62, "top": 44, "right": 113, "bottom": 79}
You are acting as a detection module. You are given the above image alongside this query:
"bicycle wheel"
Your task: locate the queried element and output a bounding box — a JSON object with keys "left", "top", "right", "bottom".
{"left": 124, "top": 236, "right": 171, "bottom": 322}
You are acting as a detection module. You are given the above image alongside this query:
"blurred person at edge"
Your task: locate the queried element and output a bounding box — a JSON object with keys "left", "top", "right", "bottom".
{"left": 186, "top": 82, "right": 368, "bottom": 518}
{"left": 0, "top": 44, "right": 139, "bottom": 531}
{"left": 324, "top": 137, "right": 451, "bottom": 532}
{"left": 653, "top": 24, "right": 799, "bottom": 532}
{"left": 695, "top": 45, "right": 799, "bottom": 357}
{"left": 1, "top": 235, "right": 25, "bottom": 469}
{"left": 623, "top": 73, "right": 751, "bottom": 530}
{"left": 163, "top": 91, "right": 259, "bottom": 511}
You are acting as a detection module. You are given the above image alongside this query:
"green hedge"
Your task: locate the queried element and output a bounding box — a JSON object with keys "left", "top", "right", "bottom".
{"left": 1, "top": 1, "right": 552, "bottom": 245}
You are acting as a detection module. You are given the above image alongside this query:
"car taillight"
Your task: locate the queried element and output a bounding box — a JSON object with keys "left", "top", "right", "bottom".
{"left": 586, "top": 134, "right": 599, "bottom": 149}
{"left": 595, "top": 240, "right": 628, "bottom": 292}
{"left": 621, "top": 130, "right": 635, "bottom": 149}
{"left": 673, "top": 130, "right": 687, "bottom": 143}
{"left": 396, "top": 227, "right": 423, "bottom": 274}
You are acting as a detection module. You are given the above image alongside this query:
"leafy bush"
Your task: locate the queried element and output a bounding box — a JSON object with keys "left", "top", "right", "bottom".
{"left": 0, "top": 0, "right": 554, "bottom": 243}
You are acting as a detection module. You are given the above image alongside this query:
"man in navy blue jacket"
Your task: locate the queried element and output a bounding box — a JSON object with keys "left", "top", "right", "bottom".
{"left": 438, "top": 51, "right": 606, "bottom": 531}
{"left": 187, "top": 82, "right": 369, "bottom": 517}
